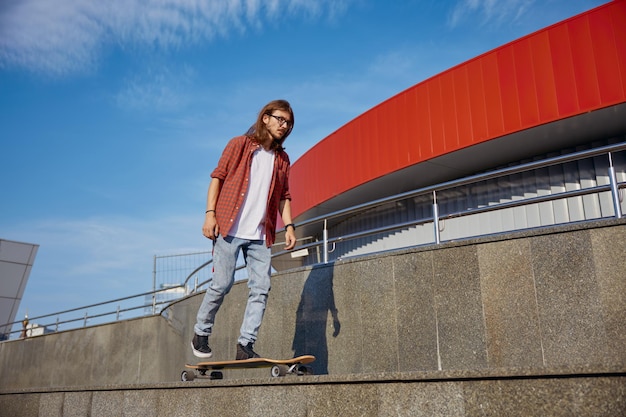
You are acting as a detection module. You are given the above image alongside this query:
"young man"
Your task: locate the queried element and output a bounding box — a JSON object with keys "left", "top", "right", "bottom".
{"left": 192, "top": 99, "right": 297, "bottom": 360}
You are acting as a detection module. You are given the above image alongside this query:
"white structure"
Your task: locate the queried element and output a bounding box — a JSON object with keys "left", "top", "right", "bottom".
{"left": 0, "top": 239, "right": 38, "bottom": 340}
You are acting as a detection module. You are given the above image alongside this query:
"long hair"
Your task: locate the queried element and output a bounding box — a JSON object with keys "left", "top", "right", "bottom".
{"left": 245, "top": 99, "right": 294, "bottom": 151}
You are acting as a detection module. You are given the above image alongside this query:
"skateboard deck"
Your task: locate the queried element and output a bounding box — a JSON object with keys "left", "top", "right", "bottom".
{"left": 182, "top": 354, "right": 315, "bottom": 381}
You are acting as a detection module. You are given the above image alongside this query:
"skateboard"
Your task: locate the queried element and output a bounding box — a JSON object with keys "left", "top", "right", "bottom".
{"left": 181, "top": 354, "right": 315, "bottom": 381}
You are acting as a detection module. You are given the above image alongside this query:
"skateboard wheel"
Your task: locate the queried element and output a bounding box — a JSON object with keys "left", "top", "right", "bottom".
{"left": 210, "top": 371, "right": 223, "bottom": 380}
{"left": 270, "top": 365, "right": 288, "bottom": 377}
{"left": 181, "top": 370, "right": 195, "bottom": 382}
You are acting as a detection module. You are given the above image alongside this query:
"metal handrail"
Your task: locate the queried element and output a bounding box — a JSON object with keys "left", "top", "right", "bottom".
{"left": 271, "top": 143, "right": 626, "bottom": 261}
{"left": 273, "top": 182, "right": 623, "bottom": 261}
{"left": 294, "top": 142, "right": 626, "bottom": 233}
{"left": 182, "top": 259, "right": 213, "bottom": 291}
{"left": 1, "top": 285, "right": 185, "bottom": 339}
{"left": 3, "top": 142, "right": 624, "bottom": 341}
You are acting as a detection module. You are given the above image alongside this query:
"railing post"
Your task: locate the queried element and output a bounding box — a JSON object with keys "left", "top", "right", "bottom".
{"left": 83, "top": 311, "right": 88, "bottom": 327}
{"left": 432, "top": 190, "right": 441, "bottom": 244}
{"left": 608, "top": 152, "right": 623, "bottom": 218}
{"left": 20, "top": 315, "right": 29, "bottom": 339}
{"left": 152, "top": 255, "right": 157, "bottom": 315}
{"left": 323, "top": 219, "right": 329, "bottom": 264}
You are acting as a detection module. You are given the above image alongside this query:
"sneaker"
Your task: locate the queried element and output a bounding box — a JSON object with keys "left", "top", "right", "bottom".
{"left": 191, "top": 334, "right": 212, "bottom": 358}
{"left": 236, "top": 342, "right": 261, "bottom": 360}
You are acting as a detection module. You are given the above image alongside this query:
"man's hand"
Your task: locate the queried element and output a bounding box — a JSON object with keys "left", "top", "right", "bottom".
{"left": 284, "top": 228, "right": 296, "bottom": 250}
{"left": 202, "top": 213, "right": 219, "bottom": 241}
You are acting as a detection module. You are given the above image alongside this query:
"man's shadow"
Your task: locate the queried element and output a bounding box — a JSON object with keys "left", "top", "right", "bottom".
{"left": 291, "top": 265, "right": 340, "bottom": 375}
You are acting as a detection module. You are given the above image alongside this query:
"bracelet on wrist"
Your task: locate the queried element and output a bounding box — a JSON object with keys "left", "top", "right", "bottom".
{"left": 285, "top": 223, "right": 296, "bottom": 231}
{"left": 205, "top": 210, "right": 215, "bottom": 214}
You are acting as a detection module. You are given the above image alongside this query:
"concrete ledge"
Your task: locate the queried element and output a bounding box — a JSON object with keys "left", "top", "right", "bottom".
{"left": 3, "top": 363, "right": 625, "bottom": 392}
{"left": 2, "top": 366, "right": 625, "bottom": 417}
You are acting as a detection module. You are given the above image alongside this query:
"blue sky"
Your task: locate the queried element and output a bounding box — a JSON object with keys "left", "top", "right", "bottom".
{"left": 1, "top": 0, "right": 606, "bottom": 323}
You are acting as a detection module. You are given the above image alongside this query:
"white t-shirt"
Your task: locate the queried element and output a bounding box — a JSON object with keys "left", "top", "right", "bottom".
{"left": 230, "top": 147, "right": 275, "bottom": 240}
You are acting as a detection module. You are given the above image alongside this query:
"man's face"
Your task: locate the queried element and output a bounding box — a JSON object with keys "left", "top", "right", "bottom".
{"left": 263, "top": 109, "right": 292, "bottom": 141}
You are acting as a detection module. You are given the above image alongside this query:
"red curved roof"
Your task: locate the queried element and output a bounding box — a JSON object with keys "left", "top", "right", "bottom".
{"left": 289, "top": 0, "right": 626, "bottom": 221}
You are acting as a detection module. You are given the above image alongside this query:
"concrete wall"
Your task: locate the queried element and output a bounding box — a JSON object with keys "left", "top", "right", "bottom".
{"left": 1, "top": 220, "right": 625, "bottom": 390}
{"left": 179, "top": 219, "right": 625, "bottom": 378}
{"left": 0, "top": 315, "right": 187, "bottom": 388}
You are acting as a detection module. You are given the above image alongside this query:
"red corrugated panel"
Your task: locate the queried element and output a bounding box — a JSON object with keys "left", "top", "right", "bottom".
{"left": 529, "top": 31, "right": 559, "bottom": 121}
{"left": 466, "top": 58, "right": 489, "bottom": 143}
{"left": 613, "top": 1, "right": 626, "bottom": 97}
{"left": 571, "top": 17, "right": 602, "bottom": 109}
{"left": 392, "top": 99, "right": 405, "bottom": 167}
{"left": 428, "top": 77, "right": 445, "bottom": 156}
{"left": 453, "top": 67, "right": 472, "bottom": 149}
{"left": 414, "top": 83, "right": 432, "bottom": 157}
{"left": 482, "top": 52, "right": 505, "bottom": 139}
{"left": 343, "top": 118, "right": 357, "bottom": 184}
{"left": 364, "top": 115, "right": 375, "bottom": 174}
{"left": 340, "top": 121, "right": 357, "bottom": 193}
{"left": 378, "top": 102, "right": 397, "bottom": 170}
{"left": 549, "top": 24, "right": 580, "bottom": 115}
{"left": 400, "top": 90, "right": 419, "bottom": 164}
{"left": 498, "top": 44, "right": 522, "bottom": 133}
{"left": 440, "top": 70, "right": 459, "bottom": 153}
{"left": 591, "top": 6, "right": 624, "bottom": 102}
{"left": 513, "top": 39, "right": 540, "bottom": 127}
{"left": 288, "top": 1, "right": 626, "bottom": 220}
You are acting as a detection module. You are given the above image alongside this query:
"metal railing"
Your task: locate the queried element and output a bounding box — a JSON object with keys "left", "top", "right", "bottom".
{"left": 3, "top": 142, "right": 625, "bottom": 341}
{"left": 271, "top": 142, "right": 625, "bottom": 263}
{"left": 1, "top": 285, "right": 185, "bottom": 340}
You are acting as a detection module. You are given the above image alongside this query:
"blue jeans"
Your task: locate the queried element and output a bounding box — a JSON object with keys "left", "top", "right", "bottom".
{"left": 194, "top": 235, "right": 272, "bottom": 346}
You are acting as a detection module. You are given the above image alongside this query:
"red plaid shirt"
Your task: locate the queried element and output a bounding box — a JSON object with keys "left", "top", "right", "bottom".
{"left": 212, "top": 135, "right": 291, "bottom": 247}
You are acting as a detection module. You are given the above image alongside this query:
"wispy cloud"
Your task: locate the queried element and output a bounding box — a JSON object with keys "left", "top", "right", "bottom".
{"left": 448, "top": 0, "right": 536, "bottom": 28}
{"left": 115, "top": 64, "right": 198, "bottom": 112}
{"left": 0, "top": 0, "right": 350, "bottom": 76}
{"left": 10, "top": 215, "right": 203, "bottom": 276}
